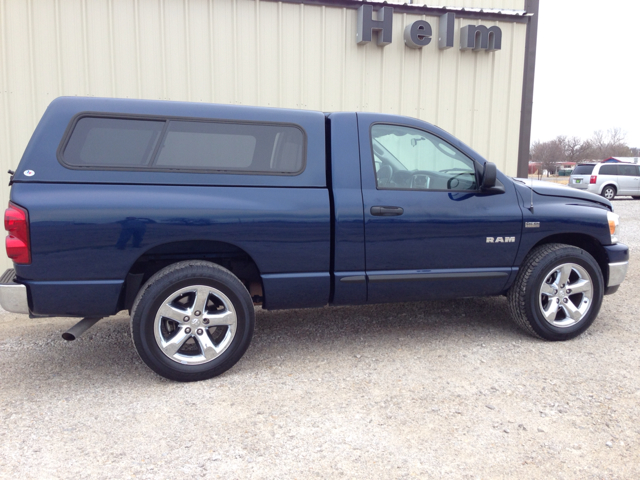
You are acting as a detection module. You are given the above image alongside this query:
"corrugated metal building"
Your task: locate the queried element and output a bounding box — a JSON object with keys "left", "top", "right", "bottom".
{"left": 0, "top": 0, "right": 538, "bottom": 269}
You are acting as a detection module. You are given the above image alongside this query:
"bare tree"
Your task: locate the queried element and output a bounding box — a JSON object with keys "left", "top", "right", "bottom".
{"left": 587, "top": 128, "right": 631, "bottom": 159}
{"left": 589, "top": 130, "right": 607, "bottom": 158}
{"left": 563, "top": 136, "right": 591, "bottom": 162}
{"left": 531, "top": 129, "right": 634, "bottom": 171}
{"left": 608, "top": 127, "right": 627, "bottom": 146}
{"left": 531, "top": 137, "right": 565, "bottom": 177}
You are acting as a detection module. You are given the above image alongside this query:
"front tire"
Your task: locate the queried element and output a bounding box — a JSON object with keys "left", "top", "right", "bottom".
{"left": 601, "top": 185, "right": 616, "bottom": 200}
{"left": 131, "top": 260, "right": 255, "bottom": 381}
{"left": 507, "top": 244, "right": 604, "bottom": 341}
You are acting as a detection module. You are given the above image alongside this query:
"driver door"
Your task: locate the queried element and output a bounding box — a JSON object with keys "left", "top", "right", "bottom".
{"left": 357, "top": 113, "right": 523, "bottom": 304}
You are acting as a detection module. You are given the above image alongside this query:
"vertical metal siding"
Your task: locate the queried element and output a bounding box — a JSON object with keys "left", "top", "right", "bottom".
{"left": 0, "top": 0, "right": 527, "bottom": 269}
{"left": 420, "top": 0, "right": 525, "bottom": 10}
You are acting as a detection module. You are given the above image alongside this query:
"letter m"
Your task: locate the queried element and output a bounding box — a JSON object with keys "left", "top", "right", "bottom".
{"left": 357, "top": 5, "right": 393, "bottom": 46}
{"left": 460, "top": 25, "right": 502, "bottom": 51}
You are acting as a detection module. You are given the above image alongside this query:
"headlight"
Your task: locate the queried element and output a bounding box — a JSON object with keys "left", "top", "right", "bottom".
{"left": 607, "top": 211, "right": 620, "bottom": 244}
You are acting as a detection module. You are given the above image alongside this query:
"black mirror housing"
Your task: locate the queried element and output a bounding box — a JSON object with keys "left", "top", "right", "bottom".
{"left": 481, "top": 162, "right": 497, "bottom": 190}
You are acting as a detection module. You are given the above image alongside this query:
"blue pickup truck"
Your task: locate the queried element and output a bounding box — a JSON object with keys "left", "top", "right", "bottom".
{"left": 0, "top": 97, "right": 629, "bottom": 381}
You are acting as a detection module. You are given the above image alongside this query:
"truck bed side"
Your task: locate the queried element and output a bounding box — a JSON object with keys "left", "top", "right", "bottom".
{"left": 11, "top": 98, "right": 333, "bottom": 316}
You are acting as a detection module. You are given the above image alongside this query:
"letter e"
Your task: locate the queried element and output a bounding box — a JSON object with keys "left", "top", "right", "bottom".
{"left": 404, "top": 20, "right": 432, "bottom": 49}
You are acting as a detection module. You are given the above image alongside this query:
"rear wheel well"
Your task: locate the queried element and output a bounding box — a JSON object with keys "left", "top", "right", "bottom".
{"left": 529, "top": 234, "right": 608, "bottom": 286}
{"left": 120, "top": 241, "right": 263, "bottom": 312}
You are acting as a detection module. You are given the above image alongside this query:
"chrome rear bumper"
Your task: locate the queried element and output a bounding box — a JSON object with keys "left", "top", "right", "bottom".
{"left": 0, "top": 269, "right": 29, "bottom": 314}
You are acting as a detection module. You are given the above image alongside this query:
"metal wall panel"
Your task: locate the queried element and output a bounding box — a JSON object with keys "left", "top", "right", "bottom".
{"left": 420, "top": 0, "right": 525, "bottom": 10}
{"left": 0, "top": 0, "right": 527, "bottom": 269}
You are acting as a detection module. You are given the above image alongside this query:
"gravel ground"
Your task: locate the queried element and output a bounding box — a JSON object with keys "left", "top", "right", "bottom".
{"left": 1, "top": 199, "right": 639, "bottom": 479}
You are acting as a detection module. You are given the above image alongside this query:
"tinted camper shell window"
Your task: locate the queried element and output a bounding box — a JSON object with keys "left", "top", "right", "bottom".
{"left": 59, "top": 114, "right": 306, "bottom": 176}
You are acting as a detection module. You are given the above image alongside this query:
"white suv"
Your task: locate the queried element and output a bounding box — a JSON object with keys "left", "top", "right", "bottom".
{"left": 569, "top": 162, "right": 640, "bottom": 200}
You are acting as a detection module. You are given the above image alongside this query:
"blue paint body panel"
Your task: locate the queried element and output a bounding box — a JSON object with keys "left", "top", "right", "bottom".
{"left": 12, "top": 182, "right": 331, "bottom": 315}
{"left": 7, "top": 97, "right": 628, "bottom": 317}
{"left": 24, "top": 280, "right": 124, "bottom": 317}
{"left": 603, "top": 244, "right": 629, "bottom": 264}
{"left": 260, "top": 273, "right": 330, "bottom": 310}
{"left": 327, "top": 113, "right": 367, "bottom": 305}
{"left": 511, "top": 181, "right": 613, "bottom": 266}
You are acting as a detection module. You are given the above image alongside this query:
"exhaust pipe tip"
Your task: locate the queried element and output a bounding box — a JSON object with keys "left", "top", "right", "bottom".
{"left": 61, "top": 317, "right": 103, "bottom": 342}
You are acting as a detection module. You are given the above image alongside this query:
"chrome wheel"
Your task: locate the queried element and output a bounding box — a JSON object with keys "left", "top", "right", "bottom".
{"left": 154, "top": 285, "right": 237, "bottom": 365}
{"left": 538, "top": 263, "right": 593, "bottom": 328}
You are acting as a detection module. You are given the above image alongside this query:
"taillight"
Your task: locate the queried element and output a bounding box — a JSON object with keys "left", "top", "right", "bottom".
{"left": 5, "top": 202, "right": 31, "bottom": 264}
{"left": 590, "top": 175, "right": 597, "bottom": 184}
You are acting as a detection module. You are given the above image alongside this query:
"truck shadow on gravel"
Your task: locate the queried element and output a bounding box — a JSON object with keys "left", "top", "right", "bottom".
{"left": 8, "top": 295, "right": 527, "bottom": 384}
{"left": 242, "top": 295, "right": 527, "bottom": 366}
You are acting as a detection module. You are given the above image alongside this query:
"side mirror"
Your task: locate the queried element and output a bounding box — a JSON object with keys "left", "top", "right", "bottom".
{"left": 481, "top": 162, "right": 497, "bottom": 190}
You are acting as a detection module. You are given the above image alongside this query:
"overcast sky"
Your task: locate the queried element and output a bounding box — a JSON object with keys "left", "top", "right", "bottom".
{"left": 530, "top": 0, "right": 640, "bottom": 148}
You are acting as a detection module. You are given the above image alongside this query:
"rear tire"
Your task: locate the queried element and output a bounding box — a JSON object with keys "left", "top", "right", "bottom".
{"left": 131, "top": 260, "right": 254, "bottom": 382}
{"left": 601, "top": 185, "right": 616, "bottom": 200}
{"left": 507, "top": 244, "right": 603, "bottom": 341}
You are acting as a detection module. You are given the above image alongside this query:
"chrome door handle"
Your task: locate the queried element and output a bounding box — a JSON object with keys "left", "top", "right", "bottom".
{"left": 371, "top": 206, "right": 404, "bottom": 216}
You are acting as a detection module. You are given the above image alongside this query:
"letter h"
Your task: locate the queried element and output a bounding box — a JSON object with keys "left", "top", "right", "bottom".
{"left": 357, "top": 5, "right": 393, "bottom": 46}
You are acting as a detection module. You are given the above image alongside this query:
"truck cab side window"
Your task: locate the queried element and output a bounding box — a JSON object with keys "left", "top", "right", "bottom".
{"left": 371, "top": 124, "right": 477, "bottom": 191}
